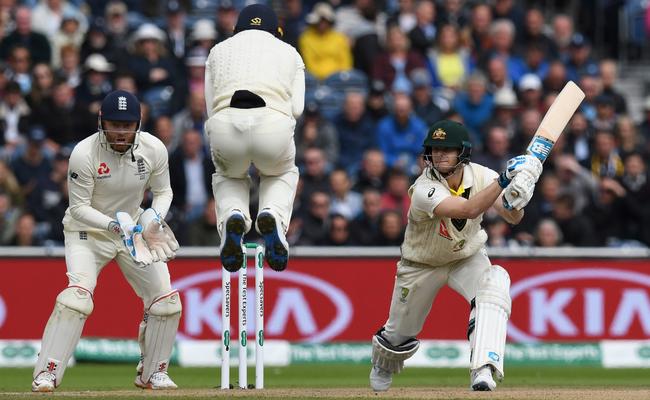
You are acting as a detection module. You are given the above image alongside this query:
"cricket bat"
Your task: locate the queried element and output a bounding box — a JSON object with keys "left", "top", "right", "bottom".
{"left": 510, "top": 80, "right": 585, "bottom": 197}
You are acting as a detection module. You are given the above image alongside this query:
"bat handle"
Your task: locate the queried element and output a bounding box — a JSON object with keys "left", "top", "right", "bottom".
{"left": 509, "top": 189, "right": 519, "bottom": 198}
{"left": 502, "top": 193, "right": 514, "bottom": 210}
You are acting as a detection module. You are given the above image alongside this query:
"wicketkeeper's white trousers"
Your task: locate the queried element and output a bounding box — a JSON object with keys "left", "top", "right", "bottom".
{"left": 64, "top": 230, "right": 174, "bottom": 305}
{"left": 206, "top": 107, "right": 299, "bottom": 234}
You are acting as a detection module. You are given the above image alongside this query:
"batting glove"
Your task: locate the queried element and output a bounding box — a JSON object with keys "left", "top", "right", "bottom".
{"left": 498, "top": 155, "right": 543, "bottom": 188}
{"left": 503, "top": 170, "right": 538, "bottom": 210}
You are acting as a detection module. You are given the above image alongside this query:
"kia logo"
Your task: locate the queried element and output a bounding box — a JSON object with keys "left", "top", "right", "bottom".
{"left": 0, "top": 294, "right": 6, "bottom": 329}
{"left": 509, "top": 268, "right": 650, "bottom": 342}
{"left": 172, "top": 269, "right": 353, "bottom": 342}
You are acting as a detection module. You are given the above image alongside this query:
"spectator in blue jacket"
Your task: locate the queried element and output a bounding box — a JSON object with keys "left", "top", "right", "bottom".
{"left": 480, "top": 19, "right": 527, "bottom": 85}
{"left": 334, "top": 91, "right": 376, "bottom": 175}
{"left": 10, "top": 126, "right": 52, "bottom": 223}
{"left": 452, "top": 72, "right": 493, "bottom": 147}
{"left": 564, "top": 33, "right": 599, "bottom": 82}
{"left": 376, "top": 92, "right": 427, "bottom": 176}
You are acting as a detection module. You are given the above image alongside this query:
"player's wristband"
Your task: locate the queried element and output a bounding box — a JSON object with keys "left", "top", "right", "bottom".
{"left": 497, "top": 172, "right": 511, "bottom": 189}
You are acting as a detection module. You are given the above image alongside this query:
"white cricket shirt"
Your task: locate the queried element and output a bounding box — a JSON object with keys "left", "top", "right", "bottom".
{"left": 63, "top": 131, "right": 173, "bottom": 232}
{"left": 401, "top": 162, "right": 498, "bottom": 267}
{"left": 204, "top": 30, "right": 305, "bottom": 119}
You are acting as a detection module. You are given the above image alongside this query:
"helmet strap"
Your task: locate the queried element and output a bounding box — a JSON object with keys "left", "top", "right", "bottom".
{"left": 438, "top": 160, "right": 464, "bottom": 179}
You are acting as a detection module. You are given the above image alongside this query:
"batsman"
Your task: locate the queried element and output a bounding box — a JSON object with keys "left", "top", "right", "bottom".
{"left": 370, "top": 120, "right": 542, "bottom": 391}
{"left": 32, "top": 90, "right": 181, "bottom": 392}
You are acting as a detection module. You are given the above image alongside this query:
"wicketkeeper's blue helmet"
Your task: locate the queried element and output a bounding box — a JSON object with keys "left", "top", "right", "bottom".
{"left": 100, "top": 90, "right": 141, "bottom": 122}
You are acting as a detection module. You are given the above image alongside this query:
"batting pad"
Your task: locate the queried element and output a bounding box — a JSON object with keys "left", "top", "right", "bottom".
{"left": 140, "top": 291, "right": 182, "bottom": 383}
{"left": 371, "top": 331, "right": 420, "bottom": 374}
{"left": 34, "top": 286, "right": 93, "bottom": 386}
{"left": 470, "top": 265, "right": 511, "bottom": 379}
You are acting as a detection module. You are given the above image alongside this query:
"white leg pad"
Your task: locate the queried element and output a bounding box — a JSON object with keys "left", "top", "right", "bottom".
{"left": 470, "top": 265, "right": 511, "bottom": 379}
{"left": 371, "top": 329, "right": 420, "bottom": 374}
{"left": 33, "top": 286, "right": 93, "bottom": 387}
{"left": 139, "top": 291, "right": 182, "bottom": 384}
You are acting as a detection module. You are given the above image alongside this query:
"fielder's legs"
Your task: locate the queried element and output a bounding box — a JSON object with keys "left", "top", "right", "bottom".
{"left": 447, "top": 249, "right": 511, "bottom": 391}
{"left": 206, "top": 110, "right": 255, "bottom": 271}
{"left": 250, "top": 111, "right": 298, "bottom": 271}
{"left": 116, "top": 251, "right": 181, "bottom": 390}
{"left": 32, "top": 231, "right": 114, "bottom": 392}
{"left": 370, "top": 261, "right": 449, "bottom": 391}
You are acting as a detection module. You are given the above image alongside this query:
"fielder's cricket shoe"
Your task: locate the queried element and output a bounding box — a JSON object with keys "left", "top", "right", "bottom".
{"left": 135, "top": 371, "right": 178, "bottom": 390}
{"left": 369, "top": 365, "right": 393, "bottom": 392}
{"left": 256, "top": 210, "right": 289, "bottom": 271}
{"left": 32, "top": 371, "right": 56, "bottom": 392}
{"left": 470, "top": 365, "right": 496, "bottom": 391}
{"left": 219, "top": 211, "right": 246, "bottom": 272}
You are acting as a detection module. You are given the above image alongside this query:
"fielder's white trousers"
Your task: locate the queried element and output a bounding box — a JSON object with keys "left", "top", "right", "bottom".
{"left": 64, "top": 230, "right": 173, "bottom": 306}
{"left": 206, "top": 107, "right": 299, "bottom": 233}
{"left": 383, "top": 248, "right": 491, "bottom": 341}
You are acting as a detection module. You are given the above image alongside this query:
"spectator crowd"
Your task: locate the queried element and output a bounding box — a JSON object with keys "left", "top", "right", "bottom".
{"left": 0, "top": 0, "right": 649, "bottom": 249}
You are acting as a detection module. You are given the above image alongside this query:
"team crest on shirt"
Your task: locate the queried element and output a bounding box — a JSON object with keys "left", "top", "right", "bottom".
{"left": 452, "top": 239, "right": 466, "bottom": 252}
{"left": 135, "top": 158, "right": 147, "bottom": 180}
{"left": 438, "top": 220, "right": 452, "bottom": 240}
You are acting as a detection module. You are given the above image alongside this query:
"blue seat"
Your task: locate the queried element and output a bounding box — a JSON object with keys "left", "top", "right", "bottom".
{"left": 142, "top": 85, "right": 174, "bottom": 119}
{"left": 190, "top": 0, "right": 218, "bottom": 18}
{"left": 304, "top": 88, "right": 318, "bottom": 109}
{"left": 313, "top": 85, "right": 344, "bottom": 120}
{"left": 305, "top": 71, "right": 319, "bottom": 92}
{"left": 323, "top": 69, "right": 368, "bottom": 95}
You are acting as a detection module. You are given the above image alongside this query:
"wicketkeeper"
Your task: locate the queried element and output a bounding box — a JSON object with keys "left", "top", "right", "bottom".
{"left": 370, "top": 120, "right": 542, "bottom": 391}
{"left": 32, "top": 90, "right": 182, "bottom": 392}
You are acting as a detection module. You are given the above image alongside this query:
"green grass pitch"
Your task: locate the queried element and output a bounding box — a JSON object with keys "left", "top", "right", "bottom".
{"left": 1, "top": 364, "right": 649, "bottom": 399}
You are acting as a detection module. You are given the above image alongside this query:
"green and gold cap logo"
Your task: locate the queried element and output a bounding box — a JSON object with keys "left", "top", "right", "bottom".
{"left": 431, "top": 128, "right": 446, "bottom": 140}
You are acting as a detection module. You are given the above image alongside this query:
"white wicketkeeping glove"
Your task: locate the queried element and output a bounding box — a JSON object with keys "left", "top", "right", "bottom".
{"left": 112, "top": 212, "right": 154, "bottom": 266}
{"left": 139, "top": 208, "right": 180, "bottom": 263}
{"left": 503, "top": 169, "right": 538, "bottom": 210}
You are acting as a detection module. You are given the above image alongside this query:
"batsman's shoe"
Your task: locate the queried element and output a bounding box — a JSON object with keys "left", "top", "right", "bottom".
{"left": 471, "top": 365, "right": 496, "bottom": 391}
{"left": 219, "top": 211, "right": 246, "bottom": 272}
{"left": 369, "top": 365, "right": 393, "bottom": 392}
{"left": 256, "top": 210, "right": 289, "bottom": 271}
{"left": 32, "top": 371, "right": 56, "bottom": 392}
{"left": 135, "top": 371, "right": 178, "bottom": 390}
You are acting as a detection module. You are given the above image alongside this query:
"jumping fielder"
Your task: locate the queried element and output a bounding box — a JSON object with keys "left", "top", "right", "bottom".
{"left": 370, "top": 120, "right": 542, "bottom": 391}
{"left": 32, "top": 90, "right": 181, "bottom": 392}
{"left": 204, "top": 4, "right": 304, "bottom": 272}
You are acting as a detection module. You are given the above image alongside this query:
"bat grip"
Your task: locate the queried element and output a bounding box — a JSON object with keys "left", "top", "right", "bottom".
{"left": 502, "top": 194, "right": 514, "bottom": 210}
